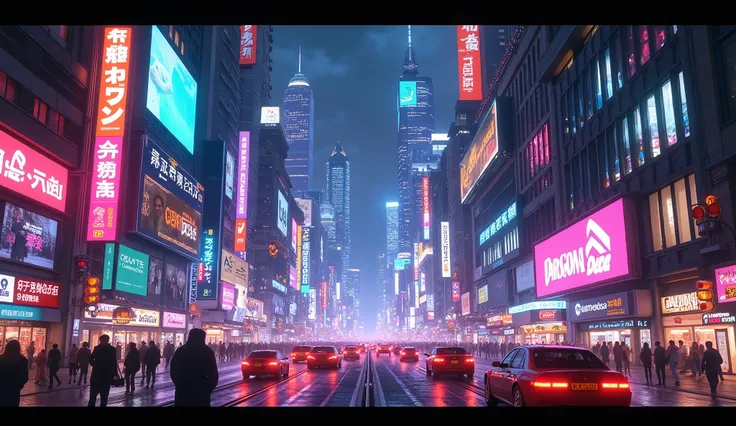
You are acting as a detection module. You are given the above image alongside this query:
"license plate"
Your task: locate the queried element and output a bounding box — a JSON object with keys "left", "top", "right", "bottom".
{"left": 451, "top": 360, "right": 459, "bottom": 364}
{"left": 571, "top": 383, "right": 597, "bottom": 391}
{"left": 254, "top": 363, "right": 262, "bottom": 367}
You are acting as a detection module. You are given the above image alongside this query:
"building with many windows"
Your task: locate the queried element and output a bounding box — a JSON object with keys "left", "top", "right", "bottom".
{"left": 386, "top": 201, "right": 399, "bottom": 262}
{"left": 282, "top": 47, "right": 314, "bottom": 199}
{"left": 326, "top": 142, "right": 351, "bottom": 282}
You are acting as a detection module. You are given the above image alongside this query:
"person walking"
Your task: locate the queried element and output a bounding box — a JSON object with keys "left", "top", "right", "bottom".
{"left": 88, "top": 334, "right": 118, "bottom": 407}
{"left": 170, "top": 328, "right": 219, "bottom": 406}
{"left": 665, "top": 340, "right": 681, "bottom": 385}
{"left": 123, "top": 342, "right": 140, "bottom": 395}
{"left": 67, "top": 343, "right": 79, "bottom": 384}
{"left": 76, "top": 342, "right": 91, "bottom": 385}
{"left": 46, "top": 343, "right": 62, "bottom": 390}
{"left": 690, "top": 342, "right": 701, "bottom": 378}
{"left": 653, "top": 341, "right": 667, "bottom": 386}
{"left": 34, "top": 349, "right": 47, "bottom": 385}
{"left": 0, "top": 340, "right": 29, "bottom": 407}
{"left": 621, "top": 341, "right": 632, "bottom": 377}
{"left": 163, "top": 341, "right": 174, "bottom": 369}
{"left": 144, "top": 340, "right": 161, "bottom": 388}
{"left": 701, "top": 341, "right": 724, "bottom": 396}
{"left": 26, "top": 341, "right": 35, "bottom": 370}
{"left": 639, "top": 342, "right": 653, "bottom": 385}
{"left": 612, "top": 341, "right": 623, "bottom": 373}
{"left": 138, "top": 341, "right": 148, "bottom": 386}
{"left": 600, "top": 340, "right": 610, "bottom": 367}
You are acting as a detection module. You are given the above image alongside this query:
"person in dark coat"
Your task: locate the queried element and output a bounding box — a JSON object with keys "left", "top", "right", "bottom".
{"left": 144, "top": 340, "right": 161, "bottom": 388}
{"left": 123, "top": 342, "right": 140, "bottom": 394}
{"left": 701, "top": 341, "right": 724, "bottom": 396}
{"left": 639, "top": 342, "right": 653, "bottom": 384}
{"left": 88, "top": 334, "right": 118, "bottom": 407}
{"left": 0, "top": 340, "right": 29, "bottom": 407}
{"left": 170, "top": 328, "right": 219, "bottom": 406}
{"left": 47, "top": 343, "right": 62, "bottom": 390}
{"left": 76, "top": 342, "right": 91, "bottom": 385}
{"left": 163, "top": 341, "right": 175, "bottom": 368}
{"left": 653, "top": 341, "right": 667, "bottom": 386}
{"left": 599, "top": 340, "right": 610, "bottom": 367}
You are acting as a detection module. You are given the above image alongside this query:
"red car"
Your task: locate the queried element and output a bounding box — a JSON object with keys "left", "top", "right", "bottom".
{"left": 307, "top": 346, "right": 342, "bottom": 369}
{"left": 290, "top": 345, "right": 312, "bottom": 363}
{"left": 376, "top": 344, "right": 392, "bottom": 357}
{"left": 425, "top": 347, "right": 474, "bottom": 378}
{"left": 242, "top": 350, "right": 290, "bottom": 380}
{"left": 342, "top": 345, "right": 361, "bottom": 360}
{"left": 400, "top": 347, "right": 419, "bottom": 362}
{"left": 483, "top": 345, "right": 631, "bottom": 407}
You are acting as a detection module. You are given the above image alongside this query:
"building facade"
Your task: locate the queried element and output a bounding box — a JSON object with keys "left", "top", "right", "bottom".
{"left": 326, "top": 142, "right": 351, "bottom": 281}
{"left": 282, "top": 47, "right": 314, "bottom": 199}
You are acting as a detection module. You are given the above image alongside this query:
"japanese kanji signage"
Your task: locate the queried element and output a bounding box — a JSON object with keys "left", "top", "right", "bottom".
{"left": 0, "top": 129, "right": 68, "bottom": 212}
{"left": 457, "top": 25, "right": 483, "bottom": 101}
{"left": 87, "top": 27, "right": 133, "bottom": 241}
{"left": 239, "top": 25, "right": 257, "bottom": 65}
{"left": 0, "top": 273, "right": 60, "bottom": 309}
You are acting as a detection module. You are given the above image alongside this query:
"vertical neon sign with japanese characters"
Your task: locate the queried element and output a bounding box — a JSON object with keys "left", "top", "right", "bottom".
{"left": 198, "top": 229, "right": 217, "bottom": 299}
{"left": 301, "top": 226, "right": 310, "bottom": 294}
{"left": 235, "top": 131, "right": 250, "bottom": 253}
{"left": 87, "top": 27, "right": 132, "bottom": 241}
{"left": 239, "top": 26, "right": 257, "bottom": 65}
{"left": 422, "top": 176, "right": 430, "bottom": 240}
{"left": 457, "top": 25, "right": 482, "bottom": 101}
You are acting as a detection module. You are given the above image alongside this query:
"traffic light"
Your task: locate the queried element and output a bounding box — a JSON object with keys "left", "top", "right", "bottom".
{"left": 75, "top": 256, "right": 90, "bottom": 283}
{"left": 84, "top": 276, "right": 101, "bottom": 311}
{"left": 696, "top": 279, "right": 715, "bottom": 312}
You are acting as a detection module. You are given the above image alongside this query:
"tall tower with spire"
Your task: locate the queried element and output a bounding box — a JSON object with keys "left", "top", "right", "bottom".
{"left": 326, "top": 142, "right": 351, "bottom": 282}
{"left": 282, "top": 46, "right": 315, "bottom": 198}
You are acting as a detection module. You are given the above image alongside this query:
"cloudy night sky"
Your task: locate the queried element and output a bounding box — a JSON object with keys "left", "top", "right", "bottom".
{"left": 271, "top": 26, "right": 458, "bottom": 331}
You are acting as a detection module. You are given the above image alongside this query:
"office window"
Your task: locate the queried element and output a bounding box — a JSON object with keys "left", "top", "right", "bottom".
{"left": 649, "top": 174, "right": 698, "bottom": 252}
{"left": 626, "top": 26, "right": 637, "bottom": 77}
{"left": 718, "top": 31, "right": 736, "bottom": 121}
{"left": 633, "top": 107, "right": 645, "bottom": 167}
{"left": 577, "top": 79, "right": 584, "bottom": 129}
{"left": 570, "top": 89, "right": 577, "bottom": 135}
{"left": 572, "top": 155, "right": 582, "bottom": 206}
{"left": 562, "top": 94, "right": 569, "bottom": 137}
{"left": 653, "top": 26, "right": 667, "bottom": 51}
{"left": 674, "top": 178, "right": 692, "bottom": 244}
{"left": 47, "top": 109, "right": 66, "bottom": 137}
{"left": 33, "top": 98, "right": 48, "bottom": 123}
{"left": 649, "top": 192, "right": 664, "bottom": 252}
{"left": 615, "top": 35, "right": 624, "bottom": 88}
{"left": 647, "top": 95, "right": 661, "bottom": 158}
{"left": 604, "top": 48, "right": 614, "bottom": 99}
{"left": 661, "top": 80, "right": 678, "bottom": 147}
{"left": 678, "top": 72, "right": 691, "bottom": 137}
{"left": 594, "top": 60, "right": 603, "bottom": 110}
{"left": 639, "top": 25, "right": 651, "bottom": 65}
{"left": 566, "top": 163, "right": 573, "bottom": 210}
{"left": 0, "top": 71, "right": 18, "bottom": 103}
{"left": 609, "top": 126, "right": 620, "bottom": 183}
{"left": 621, "top": 117, "right": 633, "bottom": 175}
{"left": 588, "top": 144, "right": 600, "bottom": 197}
{"left": 585, "top": 68, "right": 594, "bottom": 119}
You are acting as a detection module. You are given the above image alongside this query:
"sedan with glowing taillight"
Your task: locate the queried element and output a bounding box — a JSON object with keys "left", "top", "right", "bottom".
{"left": 290, "top": 345, "right": 312, "bottom": 363}
{"left": 307, "top": 346, "right": 342, "bottom": 369}
{"left": 242, "top": 350, "right": 290, "bottom": 380}
{"left": 424, "top": 347, "right": 474, "bottom": 378}
{"left": 483, "top": 346, "right": 632, "bottom": 407}
{"left": 342, "top": 345, "right": 361, "bottom": 360}
{"left": 400, "top": 347, "right": 419, "bottom": 362}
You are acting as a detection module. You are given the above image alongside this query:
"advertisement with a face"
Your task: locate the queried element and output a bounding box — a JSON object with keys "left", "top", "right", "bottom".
{"left": 116, "top": 245, "right": 149, "bottom": 296}
{"left": 227, "top": 283, "right": 248, "bottom": 323}
{"left": 245, "top": 298, "right": 264, "bottom": 321}
{"left": 1, "top": 203, "right": 58, "bottom": 270}
{"left": 272, "top": 294, "right": 285, "bottom": 316}
{"left": 534, "top": 198, "right": 633, "bottom": 299}
{"left": 460, "top": 100, "right": 498, "bottom": 203}
{"left": 0, "top": 273, "right": 60, "bottom": 309}
{"left": 461, "top": 292, "right": 471, "bottom": 316}
{"left": 137, "top": 138, "right": 203, "bottom": 260}
{"left": 277, "top": 190, "right": 288, "bottom": 237}
{"left": 296, "top": 199, "right": 312, "bottom": 227}
{"left": 147, "top": 257, "right": 163, "bottom": 296}
{"left": 164, "top": 263, "right": 187, "bottom": 304}
{"left": 715, "top": 263, "right": 736, "bottom": 304}
{"left": 225, "top": 151, "right": 234, "bottom": 200}
{"left": 146, "top": 25, "right": 198, "bottom": 154}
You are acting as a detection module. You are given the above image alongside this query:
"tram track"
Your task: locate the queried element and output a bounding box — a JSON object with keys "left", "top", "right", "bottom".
{"left": 216, "top": 368, "right": 310, "bottom": 407}
{"left": 416, "top": 366, "right": 486, "bottom": 398}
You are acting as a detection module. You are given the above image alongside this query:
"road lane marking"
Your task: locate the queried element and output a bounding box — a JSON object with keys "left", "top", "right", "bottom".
{"left": 284, "top": 382, "right": 314, "bottom": 405}
{"left": 321, "top": 366, "right": 356, "bottom": 406}
{"left": 377, "top": 357, "right": 421, "bottom": 407}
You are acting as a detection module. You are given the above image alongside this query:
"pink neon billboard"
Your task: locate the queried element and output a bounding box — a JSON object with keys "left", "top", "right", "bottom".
{"left": 534, "top": 198, "right": 631, "bottom": 298}
{"left": 237, "top": 131, "right": 250, "bottom": 220}
{"left": 86, "top": 136, "right": 124, "bottom": 240}
{"left": 715, "top": 263, "right": 736, "bottom": 304}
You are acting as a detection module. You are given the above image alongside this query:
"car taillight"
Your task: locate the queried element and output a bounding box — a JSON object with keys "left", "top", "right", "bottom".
{"left": 401, "top": 351, "right": 406, "bottom": 355}
{"left": 532, "top": 382, "right": 568, "bottom": 389}
{"left": 433, "top": 357, "right": 445, "bottom": 363}
{"left": 602, "top": 382, "right": 630, "bottom": 389}
{"left": 242, "top": 361, "right": 250, "bottom": 366}
{"left": 465, "top": 358, "right": 474, "bottom": 363}
{"left": 291, "top": 353, "right": 296, "bottom": 357}
{"left": 307, "top": 355, "right": 315, "bottom": 360}
{"left": 269, "top": 361, "right": 279, "bottom": 366}
{"left": 329, "top": 355, "right": 338, "bottom": 360}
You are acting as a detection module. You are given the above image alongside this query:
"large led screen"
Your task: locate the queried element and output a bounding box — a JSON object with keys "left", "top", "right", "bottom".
{"left": 277, "top": 190, "right": 288, "bottom": 237}
{"left": 460, "top": 100, "right": 498, "bottom": 203}
{"left": 399, "top": 81, "right": 417, "bottom": 107}
{"left": 146, "top": 25, "right": 198, "bottom": 154}
{"left": 1, "top": 202, "right": 58, "bottom": 270}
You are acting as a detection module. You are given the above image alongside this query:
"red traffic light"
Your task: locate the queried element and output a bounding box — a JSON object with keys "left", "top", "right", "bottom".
{"left": 707, "top": 203, "right": 722, "bottom": 218}
{"left": 692, "top": 205, "right": 706, "bottom": 221}
{"left": 696, "top": 280, "right": 712, "bottom": 290}
{"left": 77, "top": 259, "right": 87, "bottom": 268}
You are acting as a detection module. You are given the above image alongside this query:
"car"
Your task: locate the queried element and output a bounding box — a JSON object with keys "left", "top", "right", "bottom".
{"left": 483, "top": 345, "right": 632, "bottom": 407}
{"left": 242, "top": 350, "right": 290, "bottom": 380}
{"left": 307, "top": 346, "right": 342, "bottom": 369}
{"left": 357, "top": 343, "right": 366, "bottom": 353}
{"left": 376, "top": 344, "right": 392, "bottom": 357}
{"left": 400, "top": 347, "right": 419, "bottom": 362}
{"left": 342, "top": 345, "right": 361, "bottom": 360}
{"left": 392, "top": 345, "right": 403, "bottom": 355}
{"left": 290, "top": 345, "right": 312, "bottom": 363}
{"left": 425, "top": 347, "right": 474, "bottom": 378}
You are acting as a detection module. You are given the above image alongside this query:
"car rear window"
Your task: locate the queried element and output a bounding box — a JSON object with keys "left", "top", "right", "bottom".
{"left": 532, "top": 349, "right": 607, "bottom": 369}
{"left": 403, "top": 347, "right": 416, "bottom": 351}
{"left": 344, "top": 346, "right": 357, "bottom": 350}
{"left": 248, "top": 351, "right": 277, "bottom": 359}
{"left": 292, "top": 346, "right": 311, "bottom": 352}
{"left": 436, "top": 347, "right": 467, "bottom": 355}
{"left": 311, "top": 346, "right": 335, "bottom": 354}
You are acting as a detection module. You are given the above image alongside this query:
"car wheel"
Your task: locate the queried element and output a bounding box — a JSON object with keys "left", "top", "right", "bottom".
{"left": 274, "top": 372, "right": 281, "bottom": 381}
{"left": 426, "top": 367, "right": 431, "bottom": 376}
{"left": 284, "top": 367, "right": 289, "bottom": 377}
{"left": 484, "top": 378, "right": 499, "bottom": 407}
{"left": 512, "top": 385, "right": 525, "bottom": 407}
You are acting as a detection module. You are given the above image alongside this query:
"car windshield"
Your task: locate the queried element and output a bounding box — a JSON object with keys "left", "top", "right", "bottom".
{"left": 311, "top": 347, "right": 335, "bottom": 354}
{"left": 532, "top": 348, "right": 608, "bottom": 369}
{"left": 248, "top": 351, "right": 277, "bottom": 359}
{"left": 292, "top": 346, "right": 311, "bottom": 352}
{"left": 436, "top": 347, "right": 467, "bottom": 355}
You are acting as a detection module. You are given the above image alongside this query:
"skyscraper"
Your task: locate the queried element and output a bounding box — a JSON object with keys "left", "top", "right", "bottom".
{"left": 386, "top": 201, "right": 399, "bottom": 261}
{"left": 397, "top": 25, "right": 435, "bottom": 253}
{"left": 282, "top": 46, "right": 315, "bottom": 198}
{"left": 326, "top": 142, "right": 351, "bottom": 279}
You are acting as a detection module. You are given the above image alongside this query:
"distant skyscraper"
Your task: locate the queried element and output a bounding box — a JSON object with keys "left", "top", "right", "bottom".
{"left": 321, "top": 202, "right": 337, "bottom": 252}
{"left": 377, "top": 253, "right": 388, "bottom": 314}
{"left": 326, "top": 142, "right": 351, "bottom": 277}
{"left": 386, "top": 201, "right": 399, "bottom": 261}
{"left": 397, "top": 25, "right": 435, "bottom": 253}
{"left": 282, "top": 46, "right": 314, "bottom": 198}
{"left": 481, "top": 26, "right": 516, "bottom": 89}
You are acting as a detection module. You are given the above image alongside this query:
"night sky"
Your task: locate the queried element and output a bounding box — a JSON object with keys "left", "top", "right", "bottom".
{"left": 271, "top": 26, "right": 458, "bottom": 332}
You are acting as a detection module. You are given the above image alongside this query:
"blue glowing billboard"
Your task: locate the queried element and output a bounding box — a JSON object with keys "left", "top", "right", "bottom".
{"left": 399, "top": 81, "right": 417, "bottom": 107}
{"left": 146, "top": 25, "right": 198, "bottom": 154}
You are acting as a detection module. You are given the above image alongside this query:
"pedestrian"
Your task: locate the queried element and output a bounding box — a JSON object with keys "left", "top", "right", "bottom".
{"left": 665, "top": 340, "right": 681, "bottom": 385}
{"left": 0, "top": 340, "right": 29, "bottom": 407}
{"left": 612, "top": 341, "right": 623, "bottom": 373}
{"left": 621, "top": 341, "right": 631, "bottom": 377}
{"left": 690, "top": 342, "right": 701, "bottom": 378}
{"left": 144, "top": 340, "right": 161, "bottom": 388}
{"left": 68, "top": 343, "right": 79, "bottom": 384}
{"left": 47, "top": 343, "right": 62, "bottom": 390}
{"left": 76, "top": 342, "right": 91, "bottom": 385}
{"left": 170, "top": 328, "right": 219, "bottom": 406}
{"left": 678, "top": 340, "right": 688, "bottom": 374}
{"left": 639, "top": 342, "right": 653, "bottom": 385}
{"left": 123, "top": 342, "right": 140, "bottom": 394}
{"left": 88, "top": 334, "right": 118, "bottom": 407}
{"left": 138, "top": 341, "right": 148, "bottom": 386}
{"left": 653, "top": 341, "right": 666, "bottom": 386}
{"left": 34, "top": 349, "right": 47, "bottom": 385}
{"left": 700, "top": 341, "right": 723, "bottom": 396}
{"left": 26, "top": 341, "right": 35, "bottom": 370}
{"left": 163, "top": 341, "right": 175, "bottom": 369}
{"left": 600, "top": 340, "right": 610, "bottom": 367}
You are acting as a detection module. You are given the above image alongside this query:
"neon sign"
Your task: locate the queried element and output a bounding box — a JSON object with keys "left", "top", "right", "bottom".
{"left": 479, "top": 202, "right": 517, "bottom": 245}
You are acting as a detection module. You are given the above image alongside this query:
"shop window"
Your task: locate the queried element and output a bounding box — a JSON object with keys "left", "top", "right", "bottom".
{"left": 653, "top": 25, "right": 667, "bottom": 51}
{"left": 594, "top": 60, "right": 603, "bottom": 110}
{"left": 661, "top": 80, "right": 678, "bottom": 147}
{"left": 678, "top": 72, "right": 691, "bottom": 137}
{"left": 615, "top": 34, "right": 624, "bottom": 89}
{"left": 621, "top": 117, "right": 633, "bottom": 175}
{"left": 33, "top": 98, "right": 48, "bottom": 123}
{"left": 649, "top": 174, "right": 698, "bottom": 252}
{"left": 633, "top": 107, "right": 645, "bottom": 167}
{"left": 639, "top": 25, "right": 651, "bottom": 65}
{"left": 604, "top": 48, "right": 614, "bottom": 99}
{"left": 646, "top": 95, "right": 661, "bottom": 158}
{"left": 626, "top": 26, "right": 637, "bottom": 77}
{"left": 0, "top": 71, "right": 18, "bottom": 103}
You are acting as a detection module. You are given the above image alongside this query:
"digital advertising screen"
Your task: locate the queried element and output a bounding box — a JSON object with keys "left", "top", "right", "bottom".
{"left": 277, "top": 190, "right": 288, "bottom": 237}
{"left": 399, "top": 81, "right": 417, "bottom": 107}
{"left": 147, "top": 257, "right": 163, "bottom": 296}
{"left": 460, "top": 100, "right": 498, "bottom": 203}
{"left": 0, "top": 202, "right": 58, "bottom": 270}
{"left": 116, "top": 245, "right": 149, "bottom": 297}
{"left": 226, "top": 282, "right": 248, "bottom": 323}
{"left": 164, "top": 262, "right": 187, "bottom": 303}
{"left": 137, "top": 138, "right": 203, "bottom": 260}
{"left": 225, "top": 151, "right": 234, "bottom": 200}
{"left": 146, "top": 25, "right": 198, "bottom": 154}
{"left": 272, "top": 294, "right": 285, "bottom": 316}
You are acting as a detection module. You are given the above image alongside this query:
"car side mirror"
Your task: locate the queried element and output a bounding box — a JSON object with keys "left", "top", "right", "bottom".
{"left": 282, "top": 357, "right": 289, "bottom": 361}
{"left": 424, "top": 353, "right": 430, "bottom": 357}
{"left": 492, "top": 361, "right": 501, "bottom": 367}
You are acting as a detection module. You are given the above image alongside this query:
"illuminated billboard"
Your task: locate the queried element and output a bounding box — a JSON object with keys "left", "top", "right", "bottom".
{"left": 301, "top": 226, "right": 311, "bottom": 293}
{"left": 461, "top": 292, "right": 471, "bottom": 316}
{"left": 440, "top": 222, "right": 451, "bottom": 277}
{"left": 146, "top": 25, "right": 197, "bottom": 154}
{"left": 321, "top": 281, "right": 329, "bottom": 309}
{"left": 198, "top": 229, "right": 217, "bottom": 299}
{"left": 239, "top": 25, "right": 257, "bottom": 65}
{"left": 452, "top": 281, "right": 461, "bottom": 302}
{"left": 296, "top": 198, "right": 312, "bottom": 227}
{"left": 460, "top": 100, "right": 498, "bottom": 203}
{"left": 291, "top": 218, "right": 297, "bottom": 251}
{"left": 87, "top": 27, "right": 132, "bottom": 241}
{"left": 277, "top": 190, "right": 288, "bottom": 237}
{"left": 457, "top": 25, "right": 483, "bottom": 101}
{"left": 1, "top": 203, "right": 58, "bottom": 270}
{"left": 296, "top": 224, "right": 302, "bottom": 291}
{"left": 261, "top": 106, "right": 280, "bottom": 125}
{"left": 422, "top": 176, "right": 430, "bottom": 240}
{"left": 235, "top": 131, "right": 250, "bottom": 252}
{"left": 308, "top": 288, "right": 317, "bottom": 320}
{"left": 399, "top": 81, "right": 417, "bottom": 107}
{"left": 225, "top": 151, "right": 234, "bottom": 200}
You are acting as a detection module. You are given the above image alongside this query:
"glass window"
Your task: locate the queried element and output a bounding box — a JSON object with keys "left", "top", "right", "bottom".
{"left": 615, "top": 34, "right": 624, "bottom": 88}
{"left": 588, "top": 145, "right": 600, "bottom": 197}
{"left": 639, "top": 25, "right": 651, "bottom": 65}
{"left": 661, "top": 80, "right": 678, "bottom": 147}
{"left": 673, "top": 25, "right": 678, "bottom": 34}
{"left": 674, "top": 178, "right": 692, "bottom": 244}
{"left": 649, "top": 193, "right": 664, "bottom": 251}
{"left": 633, "top": 107, "right": 645, "bottom": 167}
{"left": 647, "top": 95, "right": 661, "bottom": 158}
{"left": 510, "top": 350, "right": 526, "bottom": 369}
{"left": 566, "top": 164, "right": 574, "bottom": 210}
{"left": 594, "top": 60, "right": 603, "bottom": 110}
{"left": 650, "top": 175, "right": 699, "bottom": 252}
{"left": 661, "top": 186, "right": 677, "bottom": 248}
{"left": 688, "top": 174, "right": 699, "bottom": 231}
{"left": 576, "top": 78, "right": 584, "bottom": 129}
{"left": 562, "top": 93, "right": 569, "bottom": 137}
{"left": 569, "top": 88, "right": 577, "bottom": 135}
{"left": 532, "top": 349, "right": 607, "bottom": 369}
{"left": 600, "top": 136, "right": 610, "bottom": 189}
{"left": 626, "top": 26, "right": 637, "bottom": 77}
{"left": 653, "top": 26, "right": 667, "bottom": 51}
{"left": 502, "top": 349, "right": 519, "bottom": 366}
{"left": 604, "top": 48, "right": 614, "bottom": 99}
{"left": 33, "top": 98, "right": 48, "bottom": 123}
{"left": 621, "top": 117, "right": 633, "bottom": 175}
{"left": 610, "top": 126, "right": 620, "bottom": 182}
{"left": 585, "top": 68, "right": 594, "bottom": 119}
{"left": 678, "top": 72, "right": 691, "bottom": 137}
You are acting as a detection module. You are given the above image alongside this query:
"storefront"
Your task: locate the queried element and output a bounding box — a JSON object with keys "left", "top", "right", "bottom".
{"left": 509, "top": 301, "right": 567, "bottom": 345}
{"left": 486, "top": 313, "right": 513, "bottom": 343}
{"left": 81, "top": 303, "right": 167, "bottom": 360}
{"left": 0, "top": 280, "right": 63, "bottom": 356}
{"left": 569, "top": 289, "right": 653, "bottom": 356}
{"left": 160, "top": 311, "right": 187, "bottom": 347}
